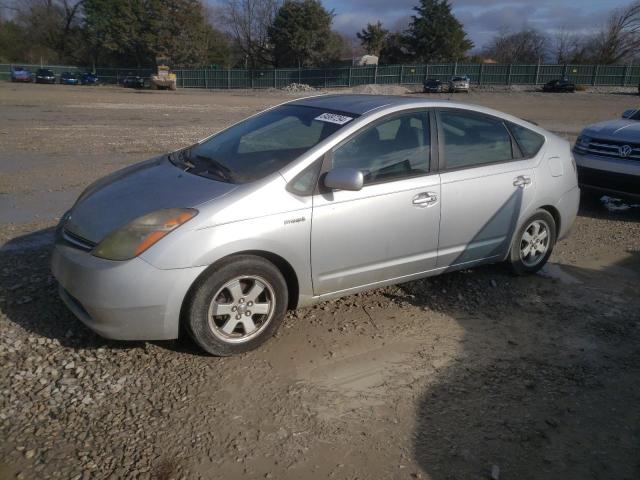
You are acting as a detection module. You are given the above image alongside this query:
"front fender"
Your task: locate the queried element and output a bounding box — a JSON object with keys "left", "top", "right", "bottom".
{"left": 140, "top": 209, "right": 314, "bottom": 302}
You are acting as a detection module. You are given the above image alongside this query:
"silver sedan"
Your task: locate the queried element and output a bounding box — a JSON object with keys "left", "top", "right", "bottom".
{"left": 52, "top": 95, "right": 580, "bottom": 355}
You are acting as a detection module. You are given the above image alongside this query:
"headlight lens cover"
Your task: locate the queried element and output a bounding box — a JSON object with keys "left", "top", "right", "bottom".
{"left": 92, "top": 208, "right": 197, "bottom": 261}
{"left": 576, "top": 135, "right": 592, "bottom": 148}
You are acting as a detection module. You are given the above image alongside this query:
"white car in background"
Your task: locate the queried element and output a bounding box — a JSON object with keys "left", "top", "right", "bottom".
{"left": 448, "top": 76, "right": 470, "bottom": 93}
{"left": 574, "top": 109, "right": 640, "bottom": 200}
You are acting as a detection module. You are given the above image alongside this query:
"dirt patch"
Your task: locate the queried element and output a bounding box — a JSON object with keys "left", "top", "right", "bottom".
{"left": 350, "top": 84, "right": 413, "bottom": 95}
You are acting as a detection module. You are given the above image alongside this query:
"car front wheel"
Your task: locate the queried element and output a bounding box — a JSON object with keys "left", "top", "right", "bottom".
{"left": 185, "top": 255, "right": 288, "bottom": 356}
{"left": 508, "top": 210, "right": 556, "bottom": 275}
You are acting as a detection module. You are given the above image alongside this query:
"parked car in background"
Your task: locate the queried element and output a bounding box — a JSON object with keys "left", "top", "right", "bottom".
{"left": 81, "top": 72, "right": 99, "bottom": 85}
{"left": 121, "top": 74, "right": 145, "bottom": 88}
{"left": 35, "top": 68, "right": 56, "bottom": 84}
{"left": 60, "top": 72, "right": 80, "bottom": 85}
{"left": 448, "top": 76, "right": 470, "bottom": 93}
{"left": 573, "top": 108, "right": 640, "bottom": 200}
{"left": 10, "top": 66, "right": 32, "bottom": 83}
{"left": 543, "top": 78, "right": 576, "bottom": 92}
{"left": 423, "top": 79, "right": 444, "bottom": 93}
{"left": 52, "top": 95, "right": 579, "bottom": 356}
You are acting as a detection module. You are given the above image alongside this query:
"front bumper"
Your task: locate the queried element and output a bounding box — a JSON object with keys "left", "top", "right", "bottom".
{"left": 574, "top": 151, "right": 640, "bottom": 199}
{"left": 51, "top": 243, "right": 206, "bottom": 340}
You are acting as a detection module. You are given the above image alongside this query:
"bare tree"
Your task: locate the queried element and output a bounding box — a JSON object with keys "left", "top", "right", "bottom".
{"left": 12, "top": 0, "right": 84, "bottom": 61}
{"left": 554, "top": 28, "right": 595, "bottom": 64}
{"left": 0, "top": 0, "right": 20, "bottom": 14}
{"left": 222, "top": 0, "right": 280, "bottom": 68}
{"left": 593, "top": 0, "right": 640, "bottom": 64}
{"left": 482, "top": 28, "right": 549, "bottom": 63}
{"left": 555, "top": 28, "right": 575, "bottom": 63}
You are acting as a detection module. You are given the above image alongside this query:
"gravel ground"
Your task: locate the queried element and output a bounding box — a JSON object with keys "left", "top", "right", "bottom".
{"left": 1, "top": 83, "right": 639, "bottom": 480}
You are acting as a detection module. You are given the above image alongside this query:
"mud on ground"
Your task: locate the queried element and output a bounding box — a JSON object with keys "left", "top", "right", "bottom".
{"left": 1, "top": 83, "right": 639, "bottom": 480}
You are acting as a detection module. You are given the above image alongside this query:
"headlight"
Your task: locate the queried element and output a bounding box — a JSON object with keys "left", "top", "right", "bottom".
{"left": 576, "top": 135, "right": 592, "bottom": 148}
{"left": 92, "top": 208, "right": 197, "bottom": 261}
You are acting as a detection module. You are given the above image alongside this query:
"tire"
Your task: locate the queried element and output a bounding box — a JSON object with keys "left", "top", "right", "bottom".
{"left": 508, "top": 209, "right": 556, "bottom": 275}
{"left": 185, "top": 255, "right": 288, "bottom": 356}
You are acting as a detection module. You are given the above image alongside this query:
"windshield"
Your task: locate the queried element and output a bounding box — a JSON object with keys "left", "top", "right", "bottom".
{"left": 452, "top": 76, "right": 467, "bottom": 82}
{"left": 171, "top": 105, "right": 357, "bottom": 184}
{"left": 39, "top": 69, "right": 53, "bottom": 75}
{"left": 629, "top": 109, "right": 640, "bottom": 120}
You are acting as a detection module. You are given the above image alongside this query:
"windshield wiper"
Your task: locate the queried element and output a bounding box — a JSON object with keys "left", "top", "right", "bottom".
{"left": 194, "top": 154, "right": 234, "bottom": 183}
{"left": 169, "top": 150, "right": 195, "bottom": 170}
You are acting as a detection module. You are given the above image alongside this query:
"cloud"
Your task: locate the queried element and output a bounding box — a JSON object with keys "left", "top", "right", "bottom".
{"left": 326, "top": 0, "right": 625, "bottom": 48}
{"left": 206, "top": 0, "right": 627, "bottom": 49}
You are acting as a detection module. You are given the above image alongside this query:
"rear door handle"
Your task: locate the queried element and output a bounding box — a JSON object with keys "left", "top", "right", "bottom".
{"left": 413, "top": 192, "right": 438, "bottom": 206}
{"left": 513, "top": 175, "right": 531, "bottom": 187}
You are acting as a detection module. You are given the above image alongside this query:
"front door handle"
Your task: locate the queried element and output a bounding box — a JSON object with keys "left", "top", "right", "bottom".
{"left": 413, "top": 192, "right": 438, "bottom": 206}
{"left": 513, "top": 175, "right": 532, "bottom": 187}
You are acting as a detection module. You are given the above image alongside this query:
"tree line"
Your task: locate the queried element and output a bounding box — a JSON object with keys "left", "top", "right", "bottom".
{"left": 0, "top": 0, "right": 638, "bottom": 69}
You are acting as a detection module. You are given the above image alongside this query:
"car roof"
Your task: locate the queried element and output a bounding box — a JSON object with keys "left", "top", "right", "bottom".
{"left": 289, "top": 94, "right": 448, "bottom": 115}
{"left": 285, "top": 94, "right": 548, "bottom": 134}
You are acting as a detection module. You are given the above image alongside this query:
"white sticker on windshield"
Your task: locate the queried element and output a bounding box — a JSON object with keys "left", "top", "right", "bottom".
{"left": 315, "top": 112, "right": 353, "bottom": 125}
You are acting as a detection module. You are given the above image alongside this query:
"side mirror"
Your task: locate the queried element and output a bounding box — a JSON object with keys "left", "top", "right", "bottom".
{"left": 622, "top": 109, "right": 637, "bottom": 119}
{"left": 323, "top": 167, "right": 364, "bottom": 191}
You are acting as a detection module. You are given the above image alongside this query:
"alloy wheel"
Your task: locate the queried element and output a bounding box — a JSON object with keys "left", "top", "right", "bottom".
{"left": 207, "top": 276, "right": 275, "bottom": 344}
{"left": 519, "top": 219, "right": 551, "bottom": 267}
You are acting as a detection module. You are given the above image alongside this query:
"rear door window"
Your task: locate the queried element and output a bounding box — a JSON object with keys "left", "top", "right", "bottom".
{"left": 439, "top": 110, "right": 514, "bottom": 169}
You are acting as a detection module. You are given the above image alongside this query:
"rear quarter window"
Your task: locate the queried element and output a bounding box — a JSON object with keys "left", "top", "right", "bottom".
{"left": 509, "top": 123, "right": 545, "bottom": 157}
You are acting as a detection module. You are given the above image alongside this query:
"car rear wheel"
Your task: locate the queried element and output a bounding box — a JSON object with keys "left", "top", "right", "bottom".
{"left": 508, "top": 210, "right": 556, "bottom": 275}
{"left": 185, "top": 255, "right": 288, "bottom": 356}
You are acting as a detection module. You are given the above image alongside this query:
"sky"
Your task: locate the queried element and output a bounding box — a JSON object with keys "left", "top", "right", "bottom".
{"left": 301, "top": 0, "right": 632, "bottom": 50}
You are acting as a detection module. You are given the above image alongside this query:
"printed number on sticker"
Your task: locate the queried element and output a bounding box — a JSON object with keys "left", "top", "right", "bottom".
{"left": 315, "top": 113, "right": 353, "bottom": 125}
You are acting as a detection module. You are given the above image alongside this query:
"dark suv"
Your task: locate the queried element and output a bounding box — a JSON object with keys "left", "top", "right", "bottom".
{"left": 543, "top": 78, "right": 575, "bottom": 93}
{"left": 423, "top": 79, "right": 444, "bottom": 93}
{"left": 35, "top": 69, "right": 56, "bottom": 84}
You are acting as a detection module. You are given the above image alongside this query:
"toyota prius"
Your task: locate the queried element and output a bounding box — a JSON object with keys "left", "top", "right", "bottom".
{"left": 52, "top": 95, "right": 580, "bottom": 355}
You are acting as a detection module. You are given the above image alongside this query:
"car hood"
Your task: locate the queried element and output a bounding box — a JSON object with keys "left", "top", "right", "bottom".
{"left": 65, "top": 156, "right": 237, "bottom": 244}
{"left": 583, "top": 119, "right": 640, "bottom": 143}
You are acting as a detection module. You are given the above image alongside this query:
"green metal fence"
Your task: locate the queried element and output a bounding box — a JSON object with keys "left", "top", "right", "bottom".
{"left": 173, "top": 63, "right": 640, "bottom": 89}
{"left": 2, "top": 62, "right": 639, "bottom": 89}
